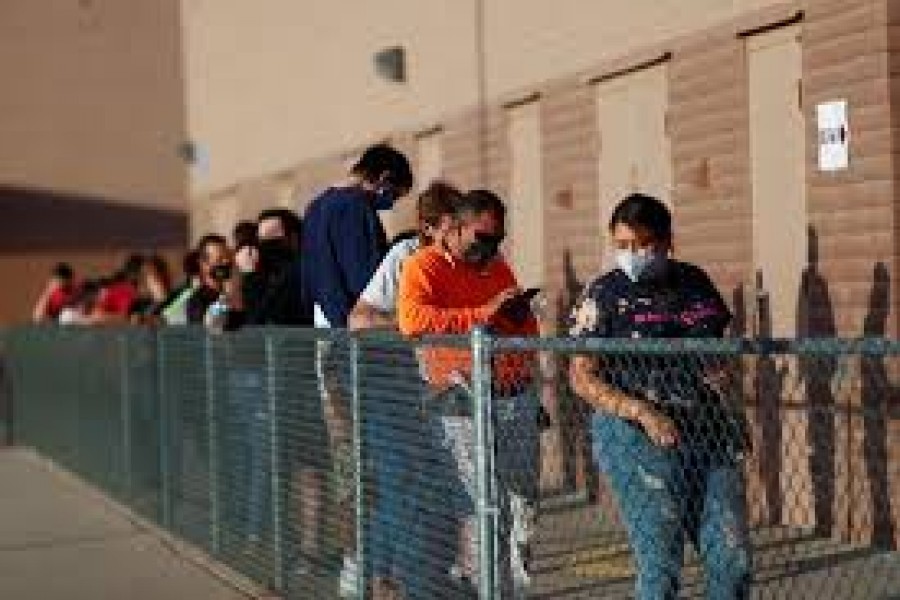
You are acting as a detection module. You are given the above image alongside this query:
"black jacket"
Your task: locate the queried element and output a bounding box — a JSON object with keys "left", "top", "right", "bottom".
{"left": 238, "top": 259, "right": 312, "bottom": 327}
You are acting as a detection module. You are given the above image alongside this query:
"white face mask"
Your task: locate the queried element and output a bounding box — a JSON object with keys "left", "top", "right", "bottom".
{"left": 616, "top": 249, "right": 664, "bottom": 282}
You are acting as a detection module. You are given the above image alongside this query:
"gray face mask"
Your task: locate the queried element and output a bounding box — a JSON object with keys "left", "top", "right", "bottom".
{"left": 616, "top": 250, "right": 666, "bottom": 282}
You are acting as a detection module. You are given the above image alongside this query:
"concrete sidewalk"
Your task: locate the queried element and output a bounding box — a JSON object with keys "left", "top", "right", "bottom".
{"left": 0, "top": 448, "right": 263, "bottom": 600}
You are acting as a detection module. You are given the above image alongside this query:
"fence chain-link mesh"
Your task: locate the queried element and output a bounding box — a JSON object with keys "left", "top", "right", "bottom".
{"left": 4, "top": 328, "right": 900, "bottom": 599}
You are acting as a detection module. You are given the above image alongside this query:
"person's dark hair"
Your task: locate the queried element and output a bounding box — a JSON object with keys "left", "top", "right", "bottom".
{"left": 118, "top": 254, "right": 145, "bottom": 283}
{"left": 52, "top": 262, "right": 74, "bottom": 281}
{"left": 196, "top": 234, "right": 228, "bottom": 260}
{"left": 182, "top": 250, "right": 201, "bottom": 278}
{"left": 258, "top": 208, "right": 302, "bottom": 240}
{"left": 418, "top": 181, "right": 462, "bottom": 227}
{"left": 233, "top": 220, "right": 258, "bottom": 250}
{"left": 455, "top": 189, "right": 506, "bottom": 223}
{"left": 609, "top": 193, "right": 672, "bottom": 242}
{"left": 352, "top": 143, "right": 413, "bottom": 191}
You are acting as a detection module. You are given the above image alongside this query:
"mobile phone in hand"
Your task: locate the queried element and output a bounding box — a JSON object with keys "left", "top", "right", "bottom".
{"left": 519, "top": 287, "right": 541, "bottom": 302}
{"left": 500, "top": 287, "right": 542, "bottom": 324}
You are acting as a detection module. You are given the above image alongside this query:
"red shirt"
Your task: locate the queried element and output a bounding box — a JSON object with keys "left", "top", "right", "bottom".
{"left": 99, "top": 281, "right": 138, "bottom": 317}
{"left": 47, "top": 286, "right": 77, "bottom": 319}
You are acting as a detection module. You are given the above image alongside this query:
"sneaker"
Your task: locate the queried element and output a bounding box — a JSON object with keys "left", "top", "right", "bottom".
{"left": 338, "top": 555, "right": 359, "bottom": 598}
{"left": 511, "top": 541, "right": 532, "bottom": 591}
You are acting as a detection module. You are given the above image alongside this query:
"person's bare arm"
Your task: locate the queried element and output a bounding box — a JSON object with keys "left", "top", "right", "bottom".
{"left": 569, "top": 354, "right": 678, "bottom": 447}
{"left": 348, "top": 299, "right": 395, "bottom": 331}
{"left": 31, "top": 283, "right": 55, "bottom": 323}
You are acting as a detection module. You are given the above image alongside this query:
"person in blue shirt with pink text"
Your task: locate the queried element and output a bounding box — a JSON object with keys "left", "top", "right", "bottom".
{"left": 569, "top": 193, "right": 751, "bottom": 600}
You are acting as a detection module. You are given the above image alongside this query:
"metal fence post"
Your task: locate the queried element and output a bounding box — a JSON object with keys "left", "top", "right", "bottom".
{"left": 204, "top": 334, "right": 220, "bottom": 556}
{"left": 350, "top": 335, "right": 365, "bottom": 600}
{"left": 119, "top": 333, "right": 133, "bottom": 502}
{"left": 157, "top": 331, "right": 173, "bottom": 529}
{"left": 265, "top": 334, "right": 285, "bottom": 591}
{"left": 472, "top": 327, "right": 497, "bottom": 600}
{"left": 0, "top": 337, "right": 13, "bottom": 447}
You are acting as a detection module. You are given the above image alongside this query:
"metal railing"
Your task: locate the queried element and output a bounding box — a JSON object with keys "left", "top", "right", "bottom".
{"left": 2, "top": 327, "right": 900, "bottom": 599}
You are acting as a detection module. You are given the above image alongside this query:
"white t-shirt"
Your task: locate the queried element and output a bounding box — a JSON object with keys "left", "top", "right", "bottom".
{"left": 314, "top": 304, "right": 332, "bottom": 329}
{"left": 58, "top": 307, "right": 84, "bottom": 325}
{"left": 359, "top": 237, "right": 420, "bottom": 314}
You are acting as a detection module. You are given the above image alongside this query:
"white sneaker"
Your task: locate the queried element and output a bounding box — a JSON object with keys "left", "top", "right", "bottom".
{"left": 511, "top": 540, "right": 531, "bottom": 591}
{"left": 338, "top": 555, "right": 359, "bottom": 599}
{"left": 510, "top": 494, "right": 533, "bottom": 594}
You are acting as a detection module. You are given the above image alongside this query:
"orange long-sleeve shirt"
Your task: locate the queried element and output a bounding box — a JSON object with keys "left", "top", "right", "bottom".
{"left": 398, "top": 246, "right": 537, "bottom": 392}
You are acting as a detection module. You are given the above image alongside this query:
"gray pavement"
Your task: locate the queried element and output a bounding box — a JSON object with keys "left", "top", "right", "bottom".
{"left": 0, "top": 448, "right": 264, "bottom": 600}
{"left": 4, "top": 443, "right": 900, "bottom": 599}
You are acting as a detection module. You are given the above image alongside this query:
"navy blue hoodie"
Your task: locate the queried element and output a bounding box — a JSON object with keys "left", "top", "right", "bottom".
{"left": 301, "top": 186, "right": 388, "bottom": 327}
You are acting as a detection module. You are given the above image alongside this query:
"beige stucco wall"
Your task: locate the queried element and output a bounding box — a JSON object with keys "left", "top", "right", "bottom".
{"left": 0, "top": 0, "right": 188, "bottom": 209}
{"left": 483, "top": 0, "right": 781, "bottom": 99}
{"left": 182, "top": 0, "right": 786, "bottom": 196}
{"left": 180, "top": 0, "right": 479, "bottom": 196}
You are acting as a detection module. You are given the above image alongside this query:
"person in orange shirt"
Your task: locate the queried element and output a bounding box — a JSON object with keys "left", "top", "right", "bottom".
{"left": 398, "top": 189, "right": 540, "bottom": 597}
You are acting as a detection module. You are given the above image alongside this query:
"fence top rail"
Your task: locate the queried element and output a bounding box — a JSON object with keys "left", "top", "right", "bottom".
{"left": 490, "top": 336, "right": 900, "bottom": 355}
{"left": 0, "top": 325, "right": 473, "bottom": 350}
{"left": 3, "top": 326, "right": 899, "bottom": 356}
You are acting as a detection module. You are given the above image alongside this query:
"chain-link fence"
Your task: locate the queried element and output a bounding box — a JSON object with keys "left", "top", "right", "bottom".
{"left": 3, "top": 327, "right": 900, "bottom": 599}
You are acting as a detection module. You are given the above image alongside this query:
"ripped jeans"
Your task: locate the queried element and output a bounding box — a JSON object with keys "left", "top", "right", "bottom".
{"left": 591, "top": 413, "right": 752, "bottom": 600}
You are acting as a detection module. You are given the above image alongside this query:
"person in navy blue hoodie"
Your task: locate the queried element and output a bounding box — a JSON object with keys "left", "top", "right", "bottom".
{"left": 303, "top": 143, "right": 413, "bottom": 329}
{"left": 299, "top": 143, "right": 413, "bottom": 597}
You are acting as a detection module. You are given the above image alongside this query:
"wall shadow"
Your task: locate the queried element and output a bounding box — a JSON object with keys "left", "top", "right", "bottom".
{"left": 797, "top": 226, "right": 837, "bottom": 537}
{"left": 753, "top": 271, "right": 785, "bottom": 526}
{"left": 0, "top": 185, "right": 188, "bottom": 252}
{"left": 555, "top": 249, "right": 597, "bottom": 497}
{"left": 860, "top": 262, "right": 896, "bottom": 549}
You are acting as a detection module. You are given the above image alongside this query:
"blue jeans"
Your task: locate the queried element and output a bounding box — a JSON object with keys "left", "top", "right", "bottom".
{"left": 419, "top": 392, "right": 540, "bottom": 597}
{"left": 366, "top": 387, "right": 540, "bottom": 599}
{"left": 592, "top": 412, "right": 751, "bottom": 600}
{"left": 224, "top": 369, "right": 269, "bottom": 541}
{"left": 364, "top": 384, "right": 429, "bottom": 588}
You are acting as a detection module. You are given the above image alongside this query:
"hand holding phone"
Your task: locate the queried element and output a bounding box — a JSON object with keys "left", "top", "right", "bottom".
{"left": 499, "top": 287, "right": 541, "bottom": 324}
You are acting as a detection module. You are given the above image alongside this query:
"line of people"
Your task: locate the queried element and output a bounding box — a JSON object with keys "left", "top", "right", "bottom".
{"left": 299, "top": 144, "right": 752, "bottom": 600}
{"left": 30, "top": 141, "right": 752, "bottom": 600}
{"left": 32, "top": 254, "right": 173, "bottom": 326}
{"left": 31, "top": 207, "right": 311, "bottom": 331}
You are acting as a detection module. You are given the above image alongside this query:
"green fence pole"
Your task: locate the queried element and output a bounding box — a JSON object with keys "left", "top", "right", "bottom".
{"left": 472, "top": 327, "right": 497, "bottom": 600}
{"left": 204, "top": 335, "right": 220, "bottom": 556}
{"left": 157, "top": 331, "right": 173, "bottom": 529}
{"left": 266, "top": 335, "right": 285, "bottom": 591}
{"left": 119, "top": 333, "right": 133, "bottom": 502}
{"left": 350, "top": 336, "right": 365, "bottom": 600}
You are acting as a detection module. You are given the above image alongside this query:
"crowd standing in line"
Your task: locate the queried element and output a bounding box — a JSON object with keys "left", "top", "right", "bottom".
{"left": 30, "top": 143, "right": 749, "bottom": 600}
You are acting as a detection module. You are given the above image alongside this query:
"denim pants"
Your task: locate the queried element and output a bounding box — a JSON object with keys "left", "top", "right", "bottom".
{"left": 364, "top": 382, "right": 430, "bottom": 589}
{"left": 591, "top": 412, "right": 751, "bottom": 600}
{"left": 224, "top": 369, "right": 270, "bottom": 541}
{"left": 419, "top": 391, "right": 539, "bottom": 598}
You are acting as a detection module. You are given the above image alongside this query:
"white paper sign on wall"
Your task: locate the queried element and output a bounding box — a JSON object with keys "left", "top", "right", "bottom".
{"left": 817, "top": 100, "right": 849, "bottom": 172}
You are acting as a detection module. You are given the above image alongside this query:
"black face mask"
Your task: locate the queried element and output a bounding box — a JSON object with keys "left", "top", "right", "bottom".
{"left": 462, "top": 233, "right": 504, "bottom": 266}
{"left": 210, "top": 263, "right": 233, "bottom": 283}
{"left": 258, "top": 238, "right": 295, "bottom": 268}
